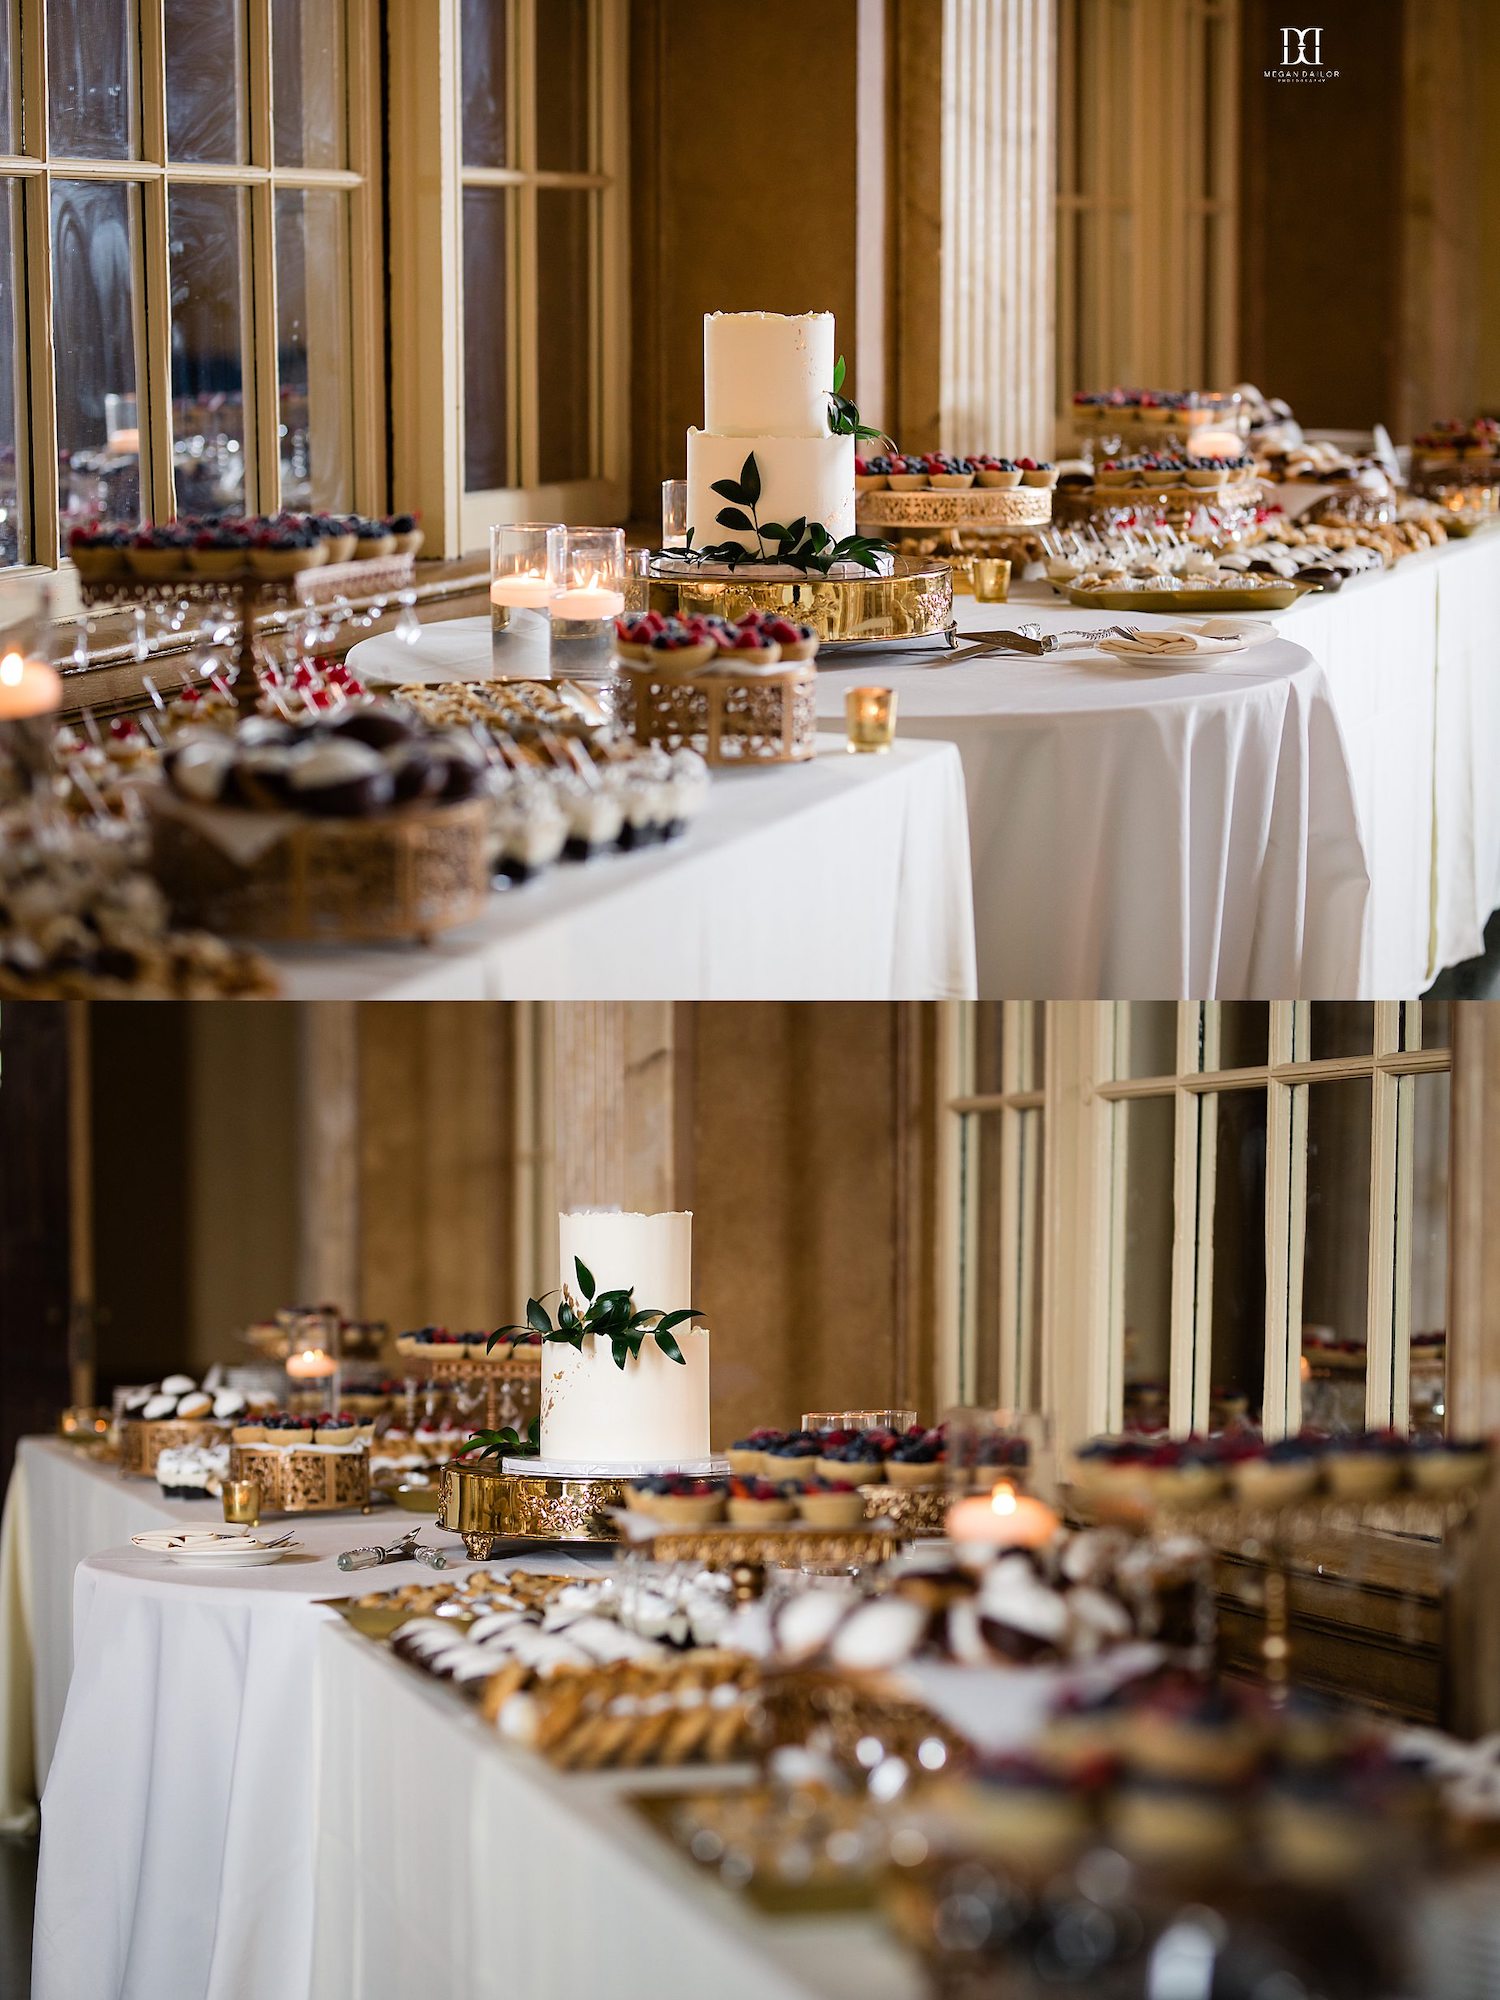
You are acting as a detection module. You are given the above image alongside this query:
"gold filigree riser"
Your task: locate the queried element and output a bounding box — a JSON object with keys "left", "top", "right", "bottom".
{"left": 439, "top": 1462, "right": 629, "bottom": 1542}
{"left": 859, "top": 1483, "right": 950, "bottom": 1536}
{"left": 76, "top": 552, "right": 416, "bottom": 610}
{"left": 149, "top": 798, "right": 492, "bottom": 945}
{"left": 119, "top": 1419, "right": 233, "bottom": 1478}
{"left": 855, "top": 488, "right": 1054, "bottom": 528}
{"left": 229, "top": 1443, "right": 371, "bottom": 1513}
{"left": 644, "top": 1527, "right": 900, "bottom": 1567}
{"left": 616, "top": 665, "right": 817, "bottom": 766}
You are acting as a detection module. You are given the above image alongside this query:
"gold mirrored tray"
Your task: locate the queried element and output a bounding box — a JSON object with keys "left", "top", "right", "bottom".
{"left": 1066, "top": 582, "right": 1312, "bottom": 614}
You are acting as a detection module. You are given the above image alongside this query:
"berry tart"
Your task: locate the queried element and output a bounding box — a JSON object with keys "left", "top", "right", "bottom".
{"left": 128, "top": 524, "right": 195, "bottom": 581}
{"left": 762, "top": 1430, "right": 822, "bottom": 1480}
{"left": 926, "top": 452, "right": 976, "bottom": 491}
{"left": 975, "top": 455, "right": 1022, "bottom": 490}
{"left": 1408, "top": 1434, "right": 1490, "bottom": 1492}
{"left": 1323, "top": 1428, "right": 1405, "bottom": 1501}
{"left": 887, "top": 456, "right": 930, "bottom": 493}
{"left": 1018, "top": 457, "right": 1059, "bottom": 489}
{"left": 646, "top": 617, "right": 719, "bottom": 675}
{"left": 886, "top": 1428, "right": 945, "bottom": 1488}
{"left": 1230, "top": 1435, "right": 1321, "bottom": 1507}
{"left": 714, "top": 614, "right": 781, "bottom": 670}
{"left": 68, "top": 524, "right": 133, "bottom": 580}
{"left": 854, "top": 453, "right": 893, "bottom": 493}
{"left": 351, "top": 517, "right": 396, "bottom": 561}
{"left": 188, "top": 522, "right": 254, "bottom": 577}
{"left": 725, "top": 1428, "right": 785, "bottom": 1477}
{"left": 795, "top": 1478, "right": 865, "bottom": 1528}
{"left": 815, "top": 1434, "right": 886, "bottom": 1486}
{"left": 385, "top": 512, "right": 423, "bottom": 557}
{"left": 626, "top": 1474, "right": 726, "bottom": 1527}
{"left": 726, "top": 1475, "right": 795, "bottom": 1526}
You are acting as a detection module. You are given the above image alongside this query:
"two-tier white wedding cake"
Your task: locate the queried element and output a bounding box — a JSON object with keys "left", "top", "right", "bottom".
{"left": 534, "top": 1210, "right": 714, "bottom": 1470}
{"left": 686, "top": 310, "right": 855, "bottom": 556}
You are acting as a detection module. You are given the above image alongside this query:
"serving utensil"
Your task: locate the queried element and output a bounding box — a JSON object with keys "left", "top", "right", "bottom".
{"left": 337, "top": 1528, "right": 449, "bottom": 1573}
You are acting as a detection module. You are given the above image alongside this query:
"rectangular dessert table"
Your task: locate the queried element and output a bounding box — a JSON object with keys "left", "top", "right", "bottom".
{"left": 268, "top": 735, "right": 977, "bottom": 1001}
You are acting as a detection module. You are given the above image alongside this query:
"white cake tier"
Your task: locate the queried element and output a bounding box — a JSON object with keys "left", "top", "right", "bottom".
{"left": 704, "top": 311, "right": 836, "bottom": 438}
{"left": 541, "top": 1211, "right": 710, "bottom": 1464}
{"left": 687, "top": 430, "right": 855, "bottom": 556}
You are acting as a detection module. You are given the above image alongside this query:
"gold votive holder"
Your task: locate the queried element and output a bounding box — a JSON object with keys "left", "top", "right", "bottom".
{"left": 223, "top": 1478, "right": 262, "bottom": 1526}
{"left": 948, "top": 556, "right": 975, "bottom": 596}
{"left": 972, "top": 557, "right": 1011, "bottom": 603}
{"left": 845, "top": 686, "right": 897, "bottom": 754}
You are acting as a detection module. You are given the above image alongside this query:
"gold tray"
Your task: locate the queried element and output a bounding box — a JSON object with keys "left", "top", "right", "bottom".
{"left": 645, "top": 555, "right": 953, "bottom": 648}
{"left": 630, "top": 1791, "right": 881, "bottom": 1916}
{"left": 438, "top": 1459, "right": 632, "bottom": 1553}
{"left": 641, "top": 1523, "right": 901, "bottom": 1567}
{"left": 1066, "top": 583, "right": 1312, "bottom": 614}
{"left": 855, "top": 487, "right": 1054, "bottom": 530}
{"left": 321, "top": 1597, "right": 475, "bottom": 1641}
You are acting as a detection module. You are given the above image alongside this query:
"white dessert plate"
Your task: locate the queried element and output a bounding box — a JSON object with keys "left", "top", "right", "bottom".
{"left": 131, "top": 1527, "right": 254, "bottom": 1550}
{"left": 163, "top": 1544, "right": 301, "bottom": 1567}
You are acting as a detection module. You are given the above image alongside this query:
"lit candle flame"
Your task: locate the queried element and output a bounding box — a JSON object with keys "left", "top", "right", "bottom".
{"left": 990, "top": 1480, "right": 1017, "bottom": 1516}
{"left": 0, "top": 652, "right": 23, "bottom": 686}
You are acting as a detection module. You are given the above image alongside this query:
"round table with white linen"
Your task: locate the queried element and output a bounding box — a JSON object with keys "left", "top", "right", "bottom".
{"left": 30, "top": 1517, "right": 606, "bottom": 2000}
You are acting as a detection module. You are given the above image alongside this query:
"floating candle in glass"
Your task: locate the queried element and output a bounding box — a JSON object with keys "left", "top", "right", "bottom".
{"left": 546, "top": 526, "right": 627, "bottom": 682}
{"left": 490, "top": 522, "right": 561, "bottom": 670}
{"left": 946, "top": 1479, "right": 1059, "bottom": 1552}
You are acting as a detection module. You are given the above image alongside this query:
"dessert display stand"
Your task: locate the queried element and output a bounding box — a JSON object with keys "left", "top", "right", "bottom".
{"left": 399, "top": 1349, "right": 540, "bottom": 1433}
{"left": 78, "top": 552, "right": 416, "bottom": 713}
{"left": 643, "top": 553, "right": 957, "bottom": 653}
{"left": 119, "top": 1417, "right": 232, "bottom": 1478}
{"left": 228, "top": 1440, "right": 374, "bottom": 1514}
{"left": 1074, "top": 1483, "right": 1484, "bottom": 1703}
{"left": 438, "top": 1453, "right": 731, "bottom": 1555}
{"left": 855, "top": 485, "right": 1054, "bottom": 562}
{"left": 614, "top": 656, "right": 818, "bottom": 765}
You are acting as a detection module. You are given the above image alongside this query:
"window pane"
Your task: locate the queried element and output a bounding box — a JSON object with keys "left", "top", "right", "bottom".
{"left": 1307, "top": 1002, "right": 1374, "bottom": 1061}
{"left": 1124, "top": 1001, "right": 1178, "bottom": 1079}
{"left": 461, "top": 0, "right": 508, "bottom": 167}
{"left": 1015, "top": 1108, "right": 1044, "bottom": 1412}
{"left": 973, "top": 1003, "right": 1043, "bottom": 1095}
{"left": 1417, "top": 1000, "right": 1451, "bottom": 1051}
{"left": 165, "top": 0, "right": 245, "bottom": 162}
{"left": 1119, "top": 1095, "right": 1174, "bottom": 1435}
{"left": 1408, "top": 1072, "right": 1450, "bottom": 1437}
{"left": 973, "top": 1002, "right": 1004, "bottom": 1094}
{"left": 1216, "top": 1004, "right": 1268, "bottom": 1071}
{"left": 52, "top": 179, "right": 142, "bottom": 537}
{"left": 0, "top": 181, "right": 23, "bottom": 565}
{"left": 1209, "top": 1089, "right": 1268, "bottom": 1431}
{"left": 275, "top": 188, "right": 352, "bottom": 511}
{"left": 170, "top": 185, "right": 248, "bottom": 517}
{"left": 272, "top": 0, "right": 345, "bottom": 169}
{"left": 1300, "top": 1080, "right": 1372, "bottom": 1435}
{"left": 47, "top": 0, "right": 136, "bottom": 157}
{"left": 463, "top": 185, "right": 511, "bottom": 491}
{"left": 536, "top": 188, "right": 593, "bottom": 486}
{"left": 535, "top": 0, "right": 589, "bottom": 173}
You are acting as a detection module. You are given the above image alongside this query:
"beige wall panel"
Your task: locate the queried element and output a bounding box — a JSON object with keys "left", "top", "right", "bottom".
{"left": 627, "top": 1, "right": 864, "bottom": 518}
{"left": 356, "top": 1004, "right": 514, "bottom": 1335}
{"left": 687, "top": 1003, "right": 908, "bottom": 1448}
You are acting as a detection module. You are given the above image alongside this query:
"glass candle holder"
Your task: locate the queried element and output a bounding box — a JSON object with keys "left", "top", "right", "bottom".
{"left": 222, "top": 1478, "right": 262, "bottom": 1526}
{"left": 546, "top": 526, "right": 626, "bottom": 683}
{"left": 661, "top": 479, "right": 688, "bottom": 549}
{"left": 971, "top": 557, "right": 1011, "bottom": 603}
{"left": 489, "top": 522, "right": 560, "bottom": 666}
{"left": 623, "top": 544, "right": 652, "bottom": 616}
{"left": 844, "top": 685, "right": 897, "bottom": 754}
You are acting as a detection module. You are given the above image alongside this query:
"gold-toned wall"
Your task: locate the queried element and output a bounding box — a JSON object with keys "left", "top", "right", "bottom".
{"left": 626, "top": 0, "right": 865, "bottom": 521}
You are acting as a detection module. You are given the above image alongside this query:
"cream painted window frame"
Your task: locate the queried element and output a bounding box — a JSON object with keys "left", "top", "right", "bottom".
{"left": 455, "top": 0, "right": 628, "bottom": 554}
{"left": 944, "top": 1003, "right": 1453, "bottom": 1464}
{"left": 1053, "top": 0, "right": 1240, "bottom": 434}
{"left": 1, "top": 0, "right": 383, "bottom": 600}
{"left": 938, "top": 1002, "right": 1048, "bottom": 1416}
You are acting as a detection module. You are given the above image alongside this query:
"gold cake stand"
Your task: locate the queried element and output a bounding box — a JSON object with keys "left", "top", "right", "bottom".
{"left": 855, "top": 487, "right": 1054, "bottom": 532}
{"left": 645, "top": 555, "right": 955, "bottom": 649}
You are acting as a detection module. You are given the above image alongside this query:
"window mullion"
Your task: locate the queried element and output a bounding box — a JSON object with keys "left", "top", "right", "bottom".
{"left": 515, "top": 2, "right": 538, "bottom": 491}
{"left": 1267, "top": 1075, "right": 1306, "bottom": 1438}
{"left": 1170, "top": 1080, "right": 1204, "bottom": 1435}
{"left": 1366, "top": 1058, "right": 1403, "bottom": 1431}
{"left": 998, "top": 1102, "right": 1023, "bottom": 1405}
{"left": 344, "top": 0, "right": 382, "bottom": 512}
{"left": 136, "top": 0, "right": 174, "bottom": 524}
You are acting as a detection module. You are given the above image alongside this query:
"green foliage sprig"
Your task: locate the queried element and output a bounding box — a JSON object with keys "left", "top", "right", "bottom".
{"left": 487, "top": 1257, "right": 701, "bottom": 1372}
{"left": 826, "top": 354, "right": 888, "bottom": 446}
{"left": 463, "top": 1416, "right": 540, "bottom": 1462}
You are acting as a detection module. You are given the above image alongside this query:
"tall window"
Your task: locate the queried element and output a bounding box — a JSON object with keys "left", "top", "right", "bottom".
{"left": 458, "top": 0, "right": 626, "bottom": 547}
{"left": 950, "top": 1003, "right": 1453, "bottom": 1444}
{"left": 947, "top": 1003, "right": 1047, "bottom": 1412}
{"left": 1054, "top": 0, "right": 1240, "bottom": 426}
{"left": 0, "top": 0, "right": 379, "bottom": 575}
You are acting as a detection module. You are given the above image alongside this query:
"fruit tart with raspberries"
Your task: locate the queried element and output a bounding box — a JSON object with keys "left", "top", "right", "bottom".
{"left": 613, "top": 609, "right": 818, "bottom": 673}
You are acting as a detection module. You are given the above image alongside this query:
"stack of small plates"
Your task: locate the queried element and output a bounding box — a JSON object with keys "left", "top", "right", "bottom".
{"left": 130, "top": 1528, "right": 301, "bottom": 1568}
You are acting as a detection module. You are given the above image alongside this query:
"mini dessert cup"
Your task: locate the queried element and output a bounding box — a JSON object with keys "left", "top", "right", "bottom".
{"left": 640, "top": 1491, "right": 725, "bottom": 1527}
{"left": 646, "top": 641, "right": 716, "bottom": 676}
{"left": 887, "top": 1455, "right": 943, "bottom": 1489}
{"left": 816, "top": 1455, "right": 884, "bottom": 1486}
{"left": 1323, "top": 1447, "right": 1403, "bottom": 1502}
{"left": 188, "top": 546, "right": 250, "bottom": 578}
{"left": 888, "top": 471, "right": 929, "bottom": 492}
{"left": 354, "top": 530, "right": 397, "bottom": 561}
{"left": 796, "top": 1486, "right": 865, "bottom": 1528}
{"left": 978, "top": 466, "right": 1023, "bottom": 489}
{"left": 128, "top": 545, "right": 187, "bottom": 581}
{"left": 279, "top": 1423, "right": 315, "bottom": 1446}
{"left": 315, "top": 1421, "right": 357, "bottom": 1446}
{"left": 1186, "top": 464, "right": 1225, "bottom": 488}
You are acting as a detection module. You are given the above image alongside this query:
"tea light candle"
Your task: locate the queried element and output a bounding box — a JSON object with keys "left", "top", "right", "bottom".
{"left": 971, "top": 558, "right": 1011, "bottom": 604}
{"left": 0, "top": 650, "right": 62, "bottom": 719}
{"left": 489, "top": 572, "right": 555, "bottom": 611}
{"left": 550, "top": 580, "right": 625, "bottom": 621}
{"left": 947, "top": 1480, "right": 1059, "bottom": 1551}
{"left": 285, "top": 1345, "right": 337, "bottom": 1382}
{"left": 845, "top": 685, "right": 897, "bottom": 754}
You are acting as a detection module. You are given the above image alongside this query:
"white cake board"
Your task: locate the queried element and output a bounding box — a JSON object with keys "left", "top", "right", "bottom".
{"left": 650, "top": 554, "right": 896, "bottom": 582}
{"left": 502, "top": 1454, "right": 730, "bottom": 1480}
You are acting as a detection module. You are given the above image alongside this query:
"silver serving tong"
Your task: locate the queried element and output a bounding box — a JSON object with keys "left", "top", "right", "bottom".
{"left": 337, "top": 1528, "right": 449, "bottom": 1573}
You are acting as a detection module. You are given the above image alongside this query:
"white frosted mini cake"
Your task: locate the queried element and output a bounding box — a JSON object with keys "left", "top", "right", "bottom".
{"left": 686, "top": 311, "right": 856, "bottom": 557}
{"left": 533, "top": 1210, "right": 714, "bottom": 1470}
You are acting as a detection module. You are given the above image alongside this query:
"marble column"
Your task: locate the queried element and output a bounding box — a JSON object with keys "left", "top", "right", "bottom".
{"left": 939, "top": 0, "right": 1057, "bottom": 459}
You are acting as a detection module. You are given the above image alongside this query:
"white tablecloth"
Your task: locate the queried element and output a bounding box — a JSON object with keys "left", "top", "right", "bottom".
{"left": 269, "top": 713, "right": 977, "bottom": 1002}
{"left": 363, "top": 532, "right": 1500, "bottom": 996}
{"left": 31, "top": 1515, "right": 552, "bottom": 2000}
{"left": 312, "top": 1625, "right": 922, "bottom": 2000}
{"left": 0, "top": 1439, "right": 192, "bottom": 1831}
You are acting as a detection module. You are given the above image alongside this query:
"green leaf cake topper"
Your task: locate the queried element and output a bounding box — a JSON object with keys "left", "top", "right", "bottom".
{"left": 487, "top": 1256, "right": 701, "bottom": 1373}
